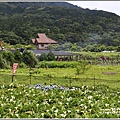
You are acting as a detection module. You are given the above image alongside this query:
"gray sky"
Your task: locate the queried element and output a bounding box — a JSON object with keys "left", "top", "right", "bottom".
{"left": 66, "top": 1, "right": 120, "bottom": 16}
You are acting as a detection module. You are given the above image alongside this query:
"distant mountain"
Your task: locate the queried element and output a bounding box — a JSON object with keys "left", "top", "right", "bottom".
{"left": 0, "top": 2, "right": 120, "bottom": 48}
{"left": 0, "top": 2, "right": 82, "bottom": 14}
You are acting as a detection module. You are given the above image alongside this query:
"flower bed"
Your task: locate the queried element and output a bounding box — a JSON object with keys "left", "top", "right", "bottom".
{"left": 0, "top": 83, "right": 120, "bottom": 118}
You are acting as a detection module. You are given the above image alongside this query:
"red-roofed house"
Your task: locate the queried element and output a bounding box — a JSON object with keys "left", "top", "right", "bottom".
{"left": 32, "top": 33, "right": 58, "bottom": 50}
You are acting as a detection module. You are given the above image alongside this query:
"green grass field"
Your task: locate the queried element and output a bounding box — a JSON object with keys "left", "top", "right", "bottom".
{"left": 0, "top": 64, "right": 120, "bottom": 89}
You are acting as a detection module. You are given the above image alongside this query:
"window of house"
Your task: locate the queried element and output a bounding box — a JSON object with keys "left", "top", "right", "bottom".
{"left": 41, "top": 44, "right": 44, "bottom": 47}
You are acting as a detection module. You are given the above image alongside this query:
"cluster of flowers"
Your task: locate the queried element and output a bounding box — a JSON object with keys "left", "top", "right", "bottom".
{"left": 26, "top": 84, "right": 80, "bottom": 91}
{"left": 0, "top": 83, "right": 119, "bottom": 118}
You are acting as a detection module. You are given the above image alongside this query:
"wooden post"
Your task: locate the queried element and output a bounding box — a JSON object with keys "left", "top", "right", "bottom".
{"left": 30, "top": 72, "right": 32, "bottom": 84}
{"left": 70, "top": 79, "right": 72, "bottom": 88}
{"left": 94, "top": 76, "right": 95, "bottom": 91}
{"left": 12, "top": 74, "right": 14, "bottom": 82}
{"left": 49, "top": 79, "right": 51, "bottom": 84}
{"left": 29, "top": 68, "right": 32, "bottom": 84}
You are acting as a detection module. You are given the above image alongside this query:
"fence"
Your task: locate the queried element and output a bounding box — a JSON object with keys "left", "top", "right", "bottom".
{"left": 0, "top": 72, "right": 120, "bottom": 89}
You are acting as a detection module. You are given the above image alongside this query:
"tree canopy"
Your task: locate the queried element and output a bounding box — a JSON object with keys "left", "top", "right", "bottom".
{"left": 0, "top": 2, "right": 120, "bottom": 51}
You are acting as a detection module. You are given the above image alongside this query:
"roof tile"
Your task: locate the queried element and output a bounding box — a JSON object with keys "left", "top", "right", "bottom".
{"left": 33, "top": 33, "right": 57, "bottom": 44}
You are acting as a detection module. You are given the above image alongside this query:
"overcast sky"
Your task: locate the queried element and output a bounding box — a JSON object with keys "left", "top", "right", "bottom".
{"left": 66, "top": 1, "right": 120, "bottom": 16}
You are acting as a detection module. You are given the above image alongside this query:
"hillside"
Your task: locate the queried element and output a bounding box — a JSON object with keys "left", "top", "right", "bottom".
{"left": 0, "top": 2, "right": 120, "bottom": 51}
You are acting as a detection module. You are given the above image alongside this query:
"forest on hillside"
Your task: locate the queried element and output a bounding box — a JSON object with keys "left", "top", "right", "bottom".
{"left": 0, "top": 2, "right": 120, "bottom": 52}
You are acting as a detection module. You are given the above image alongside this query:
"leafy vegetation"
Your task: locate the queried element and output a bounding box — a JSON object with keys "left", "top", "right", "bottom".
{"left": 0, "top": 2, "right": 120, "bottom": 51}
{"left": 0, "top": 83, "right": 119, "bottom": 118}
{"left": 0, "top": 61, "right": 120, "bottom": 118}
{"left": 0, "top": 2, "right": 120, "bottom": 118}
{"left": 22, "top": 50, "right": 38, "bottom": 67}
{"left": 0, "top": 50, "right": 38, "bottom": 68}
{"left": 37, "top": 61, "right": 78, "bottom": 68}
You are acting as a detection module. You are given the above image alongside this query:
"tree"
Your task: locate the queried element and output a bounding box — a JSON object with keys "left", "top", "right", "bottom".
{"left": 75, "top": 60, "right": 91, "bottom": 75}
{"left": 38, "top": 52, "right": 48, "bottom": 61}
{"left": 14, "top": 49, "right": 22, "bottom": 63}
{"left": 116, "top": 46, "right": 120, "bottom": 52}
{"left": 47, "top": 50, "right": 55, "bottom": 61}
{"left": 1, "top": 50, "right": 14, "bottom": 66}
{"left": 99, "top": 44, "right": 106, "bottom": 52}
{"left": 0, "top": 55, "right": 7, "bottom": 69}
{"left": 22, "top": 50, "right": 38, "bottom": 67}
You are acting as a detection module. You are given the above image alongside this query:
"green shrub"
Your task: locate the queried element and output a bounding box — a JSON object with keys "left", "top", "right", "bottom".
{"left": 38, "top": 61, "right": 79, "bottom": 68}
{"left": 0, "top": 56, "right": 7, "bottom": 69}
{"left": 75, "top": 60, "right": 91, "bottom": 75}
{"left": 19, "top": 62, "right": 28, "bottom": 68}
{"left": 38, "top": 52, "right": 48, "bottom": 61}
{"left": 47, "top": 50, "right": 55, "bottom": 61}
{"left": 22, "top": 50, "right": 38, "bottom": 67}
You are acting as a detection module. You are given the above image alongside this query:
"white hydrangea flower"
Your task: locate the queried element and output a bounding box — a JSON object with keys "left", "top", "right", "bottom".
{"left": 6, "top": 98, "right": 9, "bottom": 102}
{"left": 1, "top": 104, "right": 4, "bottom": 107}
{"left": 24, "top": 90, "right": 26, "bottom": 92}
{"left": 88, "top": 100, "right": 92, "bottom": 103}
{"left": 36, "top": 104, "right": 39, "bottom": 107}
{"left": 67, "top": 110, "right": 71, "bottom": 113}
{"left": 9, "top": 83, "right": 13, "bottom": 87}
{"left": 1, "top": 96, "right": 4, "bottom": 99}
{"left": 58, "top": 101, "right": 62, "bottom": 105}
{"left": 10, "top": 99, "right": 13, "bottom": 102}
{"left": 1, "top": 84, "right": 5, "bottom": 89}
{"left": 84, "top": 106, "right": 87, "bottom": 109}
{"left": 41, "top": 113, "right": 44, "bottom": 117}
{"left": 67, "top": 97, "right": 72, "bottom": 101}
{"left": 32, "top": 88, "right": 34, "bottom": 91}
{"left": 33, "top": 94, "right": 35, "bottom": 96}
{"left": 46, "top": 110, "right": 49, "bottom": 112}
{"left": 54, "top": 109, "right": 58, "bottom": 113}
{"left": 63, "top": 111, "right": 66, "bottom": 114}
{"left": 88, "top": 95, "right": 92, "bottom": 99}
{"left": 54, "top": 113, "right": 57, "bottom": 117}
{"left": 9, "top": 109, "right": 12, "bottom": 112}
{"left": 80, "top": 104, "right": 84, "bottom": 107}
{"left": 76, "top": 110, "right": 79, "bottom": 113}
{"left": 60, "top": 114, "right": 66, "bottom": 118}
{"left": 52, "top": 106, "right": 55, "bottom": 110}
{"left": 61, "top": 96, "right": 63, "bottom": 99}
{"left": 66, "top": 102, "right": 69, "bottom": 105}
{"left": 111, "top": 108, "right": 116, "bottom": 111}
{"left": 15, "top": 114, "right": 19, "bottom": 117}
{"left": 105, "top": 103, "right": 109, "bottom": 107}
{"left": 14, "top": 107, "right": 18, "bottom": 110}
{"left": 11, "top": 95, "right": 15, "bottom": 99}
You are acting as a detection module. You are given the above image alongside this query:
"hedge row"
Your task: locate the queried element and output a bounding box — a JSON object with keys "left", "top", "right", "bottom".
{"left": 37, "top": 61, "right": 79, "bottom": 68}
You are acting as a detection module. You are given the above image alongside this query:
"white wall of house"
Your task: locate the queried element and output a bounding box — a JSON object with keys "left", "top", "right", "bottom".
{"left": 38, "top": 44, "right": 50, "bottom": 50}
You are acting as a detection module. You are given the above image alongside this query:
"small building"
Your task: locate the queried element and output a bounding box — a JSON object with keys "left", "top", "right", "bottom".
{"left": 31, "top": 50, "right": 82, "bottom": 61}
{"left": 32, "top": 33, "right": 58, "bottom": 50}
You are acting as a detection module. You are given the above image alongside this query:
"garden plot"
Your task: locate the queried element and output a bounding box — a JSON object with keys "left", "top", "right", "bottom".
{"left": 0, "top": 83, "right": 119, "bottom": 118}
